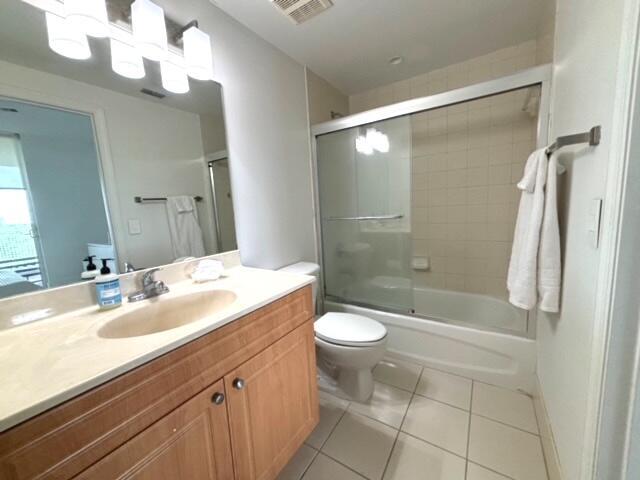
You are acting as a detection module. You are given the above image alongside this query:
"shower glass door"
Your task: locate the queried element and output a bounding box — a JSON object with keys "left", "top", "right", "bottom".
{"left": 316, "top": 116, "right": 413, "bottom": 312}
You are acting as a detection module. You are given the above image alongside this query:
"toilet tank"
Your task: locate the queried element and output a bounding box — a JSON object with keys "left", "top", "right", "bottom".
{"left": 278, "top": 262, "right": 320, "bottom": 308}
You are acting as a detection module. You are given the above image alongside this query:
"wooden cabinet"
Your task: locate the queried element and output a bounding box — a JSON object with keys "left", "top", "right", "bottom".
{"left": 0, "top": 286, "right": 317, "bottom": 480}
{"left": 226, "top": 321, "right": 318, "bottom": 480}
{"left": 75, "top": 380, "right": 234, "bottom": 480}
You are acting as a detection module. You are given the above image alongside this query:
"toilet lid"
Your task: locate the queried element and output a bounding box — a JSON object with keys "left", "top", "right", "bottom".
{"left": 314, "top": 313, "right": 387, "bottom": 347}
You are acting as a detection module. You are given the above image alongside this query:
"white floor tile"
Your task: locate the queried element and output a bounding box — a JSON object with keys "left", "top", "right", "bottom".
{"left": 468, "top": 415, "right": 547, "bottom": 480}
{"left": 401, "top": 395, "right": 470, "bottom": 457}
{"left": 472, "top": 382, "right": 538, "bottom": 434}
{"left": 322, "top": 412, "right": 397, "bottom": 480}
{"left": 302, "top": 453, "right": 366, "bottom": 480}
{"left": 305, "top": 391, "right": 349, "bottom": 449}
{"left": 415, "top": 367, "right": 472, "bottom": 410}
{"left": 383, "top": 433, "right": 466, "bottom": 480}
{"left": 373, "top": 358, "right": 423, "bottom": 392}
{"left": 278, "top": 445, "right": 317, "bottom": 480}
{"left": 466, "top": 462, "right": 512, "bottom": 480}
{"left": 348, "top": 382, "right": 412, "bottom": 428}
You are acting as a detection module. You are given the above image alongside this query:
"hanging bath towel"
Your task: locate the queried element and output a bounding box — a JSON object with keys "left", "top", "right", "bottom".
{"left": 165, "top": 196, "right": 206, "bottom": 260}
{"left": 507, "top": 148, "right": 561, "bottom": 312}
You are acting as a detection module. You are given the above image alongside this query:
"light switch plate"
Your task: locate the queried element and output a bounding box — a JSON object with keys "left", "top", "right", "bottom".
{"left": 588, "top": 198, "right": 603, "bottom": 248}
{"left": 128, "top": 219, "right": 142, "bottom": 235}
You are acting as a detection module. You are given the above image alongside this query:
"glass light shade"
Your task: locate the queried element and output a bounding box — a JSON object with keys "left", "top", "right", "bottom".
{"left": 183, "top": 26, "right": 213, "bottom": 81}
{"left": 65, "top": 0, "right": 109, "bottom": 38}
{"left": 111, "top": 39, "right": 145, "bottom": 79}
{"left": 160, "top": 61, "right": 190, "bottom": 94}
{"left": 45, "top": 12, "right": 91, "bottom": 60}
{"left": 131, "top": 0, "right": 168, "bottom": 62}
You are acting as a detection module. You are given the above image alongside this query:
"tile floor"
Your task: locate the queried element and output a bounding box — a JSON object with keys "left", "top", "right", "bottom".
{"left": 278, "top": 358, "right": 548, "bottom": 480}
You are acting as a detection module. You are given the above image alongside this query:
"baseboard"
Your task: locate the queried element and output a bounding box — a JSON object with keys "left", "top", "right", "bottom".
{"left": 533, "top": 374, "right": 563, "bottom": 480}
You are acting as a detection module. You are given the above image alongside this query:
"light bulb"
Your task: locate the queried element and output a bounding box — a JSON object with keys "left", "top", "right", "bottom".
{"left": 131, "top": 0, "right": 168, "bottom": 62}
{"left": 183, "top": 26, "right": 214, "bottom": 81}
{"left": 111, "top": 39, "right": 145, "bottom": 79}
{"left": 160, "top": 61, "right": 190, "bottom": 94}
{"left": 65, "top": 0, "right": 109, "bottom": 38}
{"left": 45, "top": 12, "right": 91, "bottom": 60}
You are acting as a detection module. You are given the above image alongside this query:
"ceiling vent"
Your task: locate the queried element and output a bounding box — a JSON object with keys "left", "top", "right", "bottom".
{"left": 271, "top": 0, "right": 333, "bottom": 25}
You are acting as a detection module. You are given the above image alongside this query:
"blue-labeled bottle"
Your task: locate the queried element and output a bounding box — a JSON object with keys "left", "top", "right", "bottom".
{"left": 95, "top": 258, "right": 122, "bottom": 310}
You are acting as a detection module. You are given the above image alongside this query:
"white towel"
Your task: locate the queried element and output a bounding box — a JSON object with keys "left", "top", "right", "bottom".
{"left": 507, "top": 148, "right": 561, "bottom": 312}
{"left": 165, "top": 196, "right": 205, "bottom": 260}
{"left": 538, "top": 154, "right": 561, "bottom": 312}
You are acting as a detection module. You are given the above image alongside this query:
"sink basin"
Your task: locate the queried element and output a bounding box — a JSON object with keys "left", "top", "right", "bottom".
{"left": 98, "top": 289, "right": 237, "bottom": 339}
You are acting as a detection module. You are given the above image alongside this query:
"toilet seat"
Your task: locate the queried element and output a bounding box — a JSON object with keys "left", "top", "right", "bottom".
{"left": 314, "top": 312, "right": 387, "bottom": 347}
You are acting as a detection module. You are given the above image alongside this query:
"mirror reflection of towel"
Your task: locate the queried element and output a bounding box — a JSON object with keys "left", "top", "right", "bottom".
{"left": 165, "top": 196, "right": 205, "bottom": 260}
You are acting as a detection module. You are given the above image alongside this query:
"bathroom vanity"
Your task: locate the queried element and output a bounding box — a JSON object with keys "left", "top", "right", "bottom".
{"left": 0, "top": 269, "right": 318, "bottom": 480}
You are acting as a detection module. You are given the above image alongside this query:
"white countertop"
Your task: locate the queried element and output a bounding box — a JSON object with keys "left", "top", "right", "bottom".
{"left": 0, "top": 266, "right": 314, "bottom": 432}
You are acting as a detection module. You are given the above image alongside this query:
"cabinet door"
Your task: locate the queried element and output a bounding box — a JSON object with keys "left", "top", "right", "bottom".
{"left": 225, "top": 320, "right": 319, "bottom": 480}
{"left": 75, "top": 380, "right": 234, "bottom": 480}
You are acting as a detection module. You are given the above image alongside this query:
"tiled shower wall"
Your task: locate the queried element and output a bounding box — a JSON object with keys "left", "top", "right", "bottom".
{"left": 349, "top": 39, "right": 552, "bottom": 114}
{"left": 409, "top": 88, "right": 538, "bottom": 298}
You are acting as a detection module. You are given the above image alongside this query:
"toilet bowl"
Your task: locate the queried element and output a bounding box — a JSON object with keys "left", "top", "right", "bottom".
{"left": 278, "top": 262, "right": 388, "bottom": 402}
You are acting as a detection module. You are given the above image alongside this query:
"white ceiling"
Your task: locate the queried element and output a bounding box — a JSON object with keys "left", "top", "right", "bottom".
{"left": 211, "top": 0, "right": 551, "bottom": 95}
{"left": 0, "top": 1, "right": 224, "bottom": 117}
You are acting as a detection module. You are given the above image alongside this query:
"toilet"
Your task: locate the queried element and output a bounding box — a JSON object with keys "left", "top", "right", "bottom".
{"left": 278, "top": 262, "right": 387, "bottom": 402}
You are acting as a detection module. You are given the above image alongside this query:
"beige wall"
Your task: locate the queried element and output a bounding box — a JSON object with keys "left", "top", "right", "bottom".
{"left": 306, "top": 68, "right": 349, "bottom": 125}
{"left": 410, "top": 88, "right": 538, "bottom": 298}
{"left": 349, "top": 39, "right": 553, "bottom": 114}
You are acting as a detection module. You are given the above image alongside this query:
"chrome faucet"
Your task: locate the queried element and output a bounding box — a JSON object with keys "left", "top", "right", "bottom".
{"left": 128, "top": 268, "right": 170, "bottom": 302}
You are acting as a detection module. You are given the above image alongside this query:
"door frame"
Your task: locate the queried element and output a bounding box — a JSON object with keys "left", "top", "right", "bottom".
{"left": 0, "top": 131, "right": 49, "bottom": 286}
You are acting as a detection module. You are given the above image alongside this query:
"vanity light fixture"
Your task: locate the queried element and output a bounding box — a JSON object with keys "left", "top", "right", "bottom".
{"left": 45, "top": 12, "right": 91, "bottom": 60}
{"left": 110, "top": 38, "right": 146, "bottom": 79}
{"left": 131, "top": 0, "right": 169, "bottom": 62}
{"left": 26, "top": 0, "right": 213, "bottom": 95}
{"left": 183, "top": 25, "right": 214, "bottom": 81}
{"left": 64, "top": 0, "right": 110, "bottom": 38}
{"left": 160, "top": 60, "right": 190, "bottom": 94}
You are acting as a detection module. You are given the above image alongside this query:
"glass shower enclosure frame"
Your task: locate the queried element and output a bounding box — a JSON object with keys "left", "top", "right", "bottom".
{"left": 311, "top": 64, "right": 552, "bottom": 340}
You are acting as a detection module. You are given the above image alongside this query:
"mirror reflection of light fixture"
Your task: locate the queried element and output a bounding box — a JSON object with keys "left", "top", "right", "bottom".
{"left": 183, "top": 26, "right": 214, "bottom": 81}
{"left": 65, "top": 0, "right": 110, "bottom": 38}
{"left": 131, "top": 0, "right": 168, "bottom": 62}
{"left": 110, "top": 39, "right": 145, "bottom": 79}
{"left": 45, "top": 12, "right": 91, "bottom": 60}
{"left": 160, "top": 60, "right": 190, "bottom": 94}
{"left": 356, "top": 127, "right": 390, "bottom": 155}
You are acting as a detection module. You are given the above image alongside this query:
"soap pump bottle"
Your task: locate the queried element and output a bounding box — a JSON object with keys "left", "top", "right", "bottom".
{"left": 81, "top": 255, "right": 99, "bottom": 280}
{"left": 95, "top": 258, "right": 122, "bottom": 310}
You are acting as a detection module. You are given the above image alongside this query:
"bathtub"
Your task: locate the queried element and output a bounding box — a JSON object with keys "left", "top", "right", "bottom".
{"left": 324, "top": 287, "right": 536, "bottom": 393}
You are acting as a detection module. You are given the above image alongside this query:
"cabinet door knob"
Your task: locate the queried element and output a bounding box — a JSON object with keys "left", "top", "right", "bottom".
{"left": 233, "top": 378, "right": 245, "bottom": 390}
{"left": 212, "top": 392, "right": 225, "bottom": 405}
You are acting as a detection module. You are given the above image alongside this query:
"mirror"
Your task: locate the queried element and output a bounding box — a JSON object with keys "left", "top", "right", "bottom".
{"left": 0, "top": 0, "right": 236, "bottom": 299}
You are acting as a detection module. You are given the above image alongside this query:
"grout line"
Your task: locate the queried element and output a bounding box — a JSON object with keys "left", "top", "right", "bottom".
{"left": 412, "top": 389, "right": 472, "bottom": 413}
{"left": 311, "top": 452, "right": 369, "bottom": 480}
{"left": 396, "top": 428, "right": 468, "bottom": 461}
{"left": 469, "top": 412, "right": 540, "bottom": 437}
{"left": 466, "top": 460, "right": 517, "bottom": 480}
{"left": 297, "top": 446, "right": 320, "bottom": 480}
{"left": 380, "top": 392, "right": 414, "bottom": 479}
{"left": 465, "top": 380, "right": 475, "bottom": 478}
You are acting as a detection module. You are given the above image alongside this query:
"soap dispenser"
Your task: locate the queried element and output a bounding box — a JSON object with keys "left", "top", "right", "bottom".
{"left": 95, "top": 258, "right": 122, "bottom": 310}
{"left": 81, "top": 255, "right": 99, "bottom": 280}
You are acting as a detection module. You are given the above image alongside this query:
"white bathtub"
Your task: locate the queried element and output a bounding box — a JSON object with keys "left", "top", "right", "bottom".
{"left": 412, "top": 286, "right": 528, "bottom": 333}
{"left": 324, "top": 289, "right": 536, "bottom": 393}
